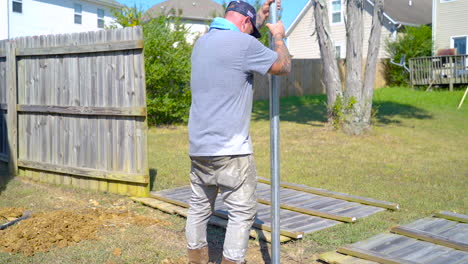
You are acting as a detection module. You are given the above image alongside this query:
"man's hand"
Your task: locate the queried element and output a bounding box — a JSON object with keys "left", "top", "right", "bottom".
{"left": 265, "top": 20, "right": 285, "bottom": 39}
{"left": 256, "top": 0, "right": 282, "bottom": 28}
{"left": 266, "top": 21, "right": 291, "bottom": 76}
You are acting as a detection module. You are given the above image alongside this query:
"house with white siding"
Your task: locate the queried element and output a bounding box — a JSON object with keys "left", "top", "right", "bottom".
{"left": 433, "top": 0, "right": 468, "bottom": 55}
{"left": 0, "top": 0, "right": 122, "bottom": 40}
{"left": 286, "top": 0, "right": 432, "bottom": 59}
{"left": 143, "top": 0, "right": 224, "bottom": 44}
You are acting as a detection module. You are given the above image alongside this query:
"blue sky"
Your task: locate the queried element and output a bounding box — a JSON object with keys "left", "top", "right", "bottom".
{"left": 116, "top": 0, "right": 309, "bottom": 30}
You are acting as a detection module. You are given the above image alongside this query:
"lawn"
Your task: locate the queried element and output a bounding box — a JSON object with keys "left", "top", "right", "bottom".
{"left": 1, "top": 86, "right": 467, "bottom": 263}
{"left": 149, "top": 86, "right": 467, "bottom": 252}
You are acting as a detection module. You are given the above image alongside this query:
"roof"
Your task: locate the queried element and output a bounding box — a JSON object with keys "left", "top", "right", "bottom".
{"left": 286, "top": 0, "right": 432, "bottom": 37}
{"left": 83, "top": 0, "right": 123, "bottom": 9}
{"left": 382, "top": 0, "right": 432, "bottom": 26}
{"left": 144, "top": 0, "right": 225, "bottom": 21}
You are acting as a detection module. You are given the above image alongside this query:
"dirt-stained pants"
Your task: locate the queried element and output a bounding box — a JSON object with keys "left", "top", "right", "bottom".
{"left": 185, "top": 154, "right": 257, "bottom": 262}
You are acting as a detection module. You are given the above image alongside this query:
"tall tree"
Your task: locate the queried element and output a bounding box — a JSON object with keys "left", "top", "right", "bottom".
{"left": 313, "top": 0, "right": 385, "bottom": 134}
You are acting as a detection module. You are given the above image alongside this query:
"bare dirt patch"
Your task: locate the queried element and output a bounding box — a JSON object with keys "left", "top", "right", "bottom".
{"left": 0, "top": 207, "right": 26, "bottom": 225}
{"left": 0, "top": 207, "right": 168, "bottom": 256}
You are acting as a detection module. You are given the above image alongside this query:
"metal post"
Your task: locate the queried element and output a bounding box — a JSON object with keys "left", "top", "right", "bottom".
{"left": 269, "top": 2, "right": 280, "bottom": 264}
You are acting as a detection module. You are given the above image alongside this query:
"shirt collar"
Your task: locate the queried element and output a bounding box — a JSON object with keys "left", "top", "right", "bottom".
{"left": 209, "top": 17, "right": 240, "bottom": 32}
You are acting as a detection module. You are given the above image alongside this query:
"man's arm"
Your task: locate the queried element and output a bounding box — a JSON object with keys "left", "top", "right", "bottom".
{"left": 267, "top": 21, "right": 291, "bottom": 76}
{"left": 256, "top": 0, "right": 282, "bottom": 29}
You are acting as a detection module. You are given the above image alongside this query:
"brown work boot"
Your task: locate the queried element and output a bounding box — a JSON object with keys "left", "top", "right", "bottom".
{"left": 187, "top": 246, "right": 209, "bottom": 264}
{"left": 221, "top": 256, "right": 246, "bottom": 264}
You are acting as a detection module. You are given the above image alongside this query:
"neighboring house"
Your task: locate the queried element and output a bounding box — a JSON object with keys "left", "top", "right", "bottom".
{"left": 286, "top": 0, "right": 432, "bottom": 59}
{"left": 0, "top": 0, "right": 122, "bottom": 40}
{"left": 144, "top": 0, "right": 224, "bottom": 43}
{"left": 433, "top": 0, "right": 468, "bottom": 55}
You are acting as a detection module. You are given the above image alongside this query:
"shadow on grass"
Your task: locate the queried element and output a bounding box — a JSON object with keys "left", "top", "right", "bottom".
{"left": 252, "top": 95, "right": 433, "bottom": 125}
{"left": 149, "top": 168, "right": 157, "bottom": 191}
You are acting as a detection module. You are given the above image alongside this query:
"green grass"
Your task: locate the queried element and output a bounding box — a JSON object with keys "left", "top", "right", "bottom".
{"left": 149, "top": 87, "right": 468, "bottom": 254}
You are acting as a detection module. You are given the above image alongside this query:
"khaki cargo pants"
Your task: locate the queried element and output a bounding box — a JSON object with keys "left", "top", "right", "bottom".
{"left": 185, "top": 154, "right": 257, "bottom": 262}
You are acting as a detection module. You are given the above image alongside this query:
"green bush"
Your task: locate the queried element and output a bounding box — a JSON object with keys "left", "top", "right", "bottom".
{"left": 384, "top": 25, "right": 432, "bottom": 86}
{"left": 143, "top": 16, "right": 193, "bottom": 125}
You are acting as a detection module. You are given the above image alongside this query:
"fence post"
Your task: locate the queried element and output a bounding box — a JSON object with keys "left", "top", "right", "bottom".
{"left": 449, "top": 56, "right": 454, "bottom": 92}
{"left": 6, "top": 41, "right": 18, "bottom": 176}
{"left": 409, "top": 59, "right": 414, "bottom": 89}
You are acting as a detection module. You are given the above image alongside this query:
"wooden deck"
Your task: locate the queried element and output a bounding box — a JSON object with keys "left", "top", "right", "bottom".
{"left": 410, "top": 55, "right": 468, "bottom": 91}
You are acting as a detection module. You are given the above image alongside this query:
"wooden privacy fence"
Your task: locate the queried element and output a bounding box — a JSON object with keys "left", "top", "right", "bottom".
{"left": 410, "top": 55, "right": 468, "bottom": 91}
{"left": 0, "top": 26, "right": 149, "bottom": 197}
{"left": 253, "top": 59, "right": 388, "bottom": 100}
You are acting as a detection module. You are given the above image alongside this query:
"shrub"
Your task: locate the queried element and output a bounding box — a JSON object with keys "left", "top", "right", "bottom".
{"left": 384, "top": 25, "right": 432, "bottom": 86}
{"left": 143, "top": 15, "right": 193, "bottom": 125}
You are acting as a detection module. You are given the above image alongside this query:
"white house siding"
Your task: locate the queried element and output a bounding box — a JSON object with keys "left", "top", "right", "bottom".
{"left": 0, "top": 1, "right": 8, "bottom": 40}
{"left": 287, "top": 1, "right": 394, "bottom": 59}
{"left": 2, "top": 0, "right": 117, "bottom": 40}
{"left": 434, "top": 0, "right": 468, "bottom": 53}
{"left": 182, "top": 19, "right": 210, "bottom": 43}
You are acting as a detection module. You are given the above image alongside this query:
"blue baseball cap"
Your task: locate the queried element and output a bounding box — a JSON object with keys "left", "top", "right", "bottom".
{"left": 225, "top": 1, "right": 261, "bottom": 38}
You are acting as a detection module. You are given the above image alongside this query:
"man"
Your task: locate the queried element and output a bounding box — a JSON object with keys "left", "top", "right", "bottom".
{"left": 186, "top": 1, "right": 291, "bottom": 263}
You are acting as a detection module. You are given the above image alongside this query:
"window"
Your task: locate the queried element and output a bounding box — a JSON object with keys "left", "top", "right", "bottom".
{"left": 335, "top": 45, "right": 341, "bottom": 59}
{"left": 97, "top": 9, "right": 105, "bottom": 28}
{"left": 74, "top": 3, "right": 82, "bottom": 24}
{"left": 335, "top": 43, "right": 345, "bottom": 59}
{"left": 452, "top": 36, "right": 467, "bottom": 55}
{"left": 331, "top": 0, "right": 343, "bottom": 24}
{"left": 12, "top": 0, "right": 22, "bottom": 13}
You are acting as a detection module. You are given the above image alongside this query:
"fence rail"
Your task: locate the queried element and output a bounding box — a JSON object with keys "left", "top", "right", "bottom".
{"left": 410, "top": 55, "right": 468, "bottom": 90}
{"left": 0, "top": 27, "right": 149, "bottom": 197}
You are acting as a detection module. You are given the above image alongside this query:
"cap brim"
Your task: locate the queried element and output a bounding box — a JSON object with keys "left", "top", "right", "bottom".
{"left": 251, "top": 25, "right": 261, "bottom": 38}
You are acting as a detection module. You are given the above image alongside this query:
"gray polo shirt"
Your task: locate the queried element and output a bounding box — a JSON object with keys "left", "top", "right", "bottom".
{"left": 188, "top": 29, "right": 278, "bottom": 156}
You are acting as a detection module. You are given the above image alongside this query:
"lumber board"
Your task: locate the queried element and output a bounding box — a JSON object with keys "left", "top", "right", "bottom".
{"left": 319, "top": 251, "right": 379, "bottom": 264}
{"left": 17, "top": 104, "right": 147, "bottom": 117}
{"left": 434, "top": 211, "right": 468, "bottom": 223}
{"left": 17, "top": 159, "right": 148, "bottom": 184}
{"left": 0, "top": 104, "right": 6, "bottom": 110}
{"left": 258, "top": 177, "right": 399, "bottom": 210}
{"left": 391, "top": 225, "right": 468, "bottom": 251}
{"left": 337, "top": 245, "right": 420, "bottom": 264}
{"left": 131, "top": 197, "right": 292, "bottom": 243}
{"left": 258, "top": 198, "right": 356, "bottom": 223}
{"left": 151, "top": 191, "right": 318, "bottom": 239}
{"left": 16, "top": 40, "right": 144, "bottom": 56}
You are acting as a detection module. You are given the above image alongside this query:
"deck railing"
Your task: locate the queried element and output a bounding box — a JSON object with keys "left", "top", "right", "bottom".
{"left": 409, "top": 55, "right": 468, "bottom": 90}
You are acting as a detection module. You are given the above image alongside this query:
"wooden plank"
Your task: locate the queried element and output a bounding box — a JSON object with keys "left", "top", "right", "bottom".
{"left": 131, "top": 197, "right": 292, "bottom": 243}
{"left": 338, "top": 245, "right": 420, "bottom": 264}
{"left": 258, "top": 198, "right": 356, "bottom": 223}
{"left": 0, "top": 104, "right": 6, "bottom": 110}
{"left": 258, "top": 177, "right": 399, "bottom": 210}
{"left": 17, "top": 159, "right": 148, "bottom": 184}
{"left": 17, "top": 105, "right": 147, "bottom": 117}
{"left": 151, "top": 192, "right": 305, "bottom": 239}
{"left": 16, "top": 40, "right": 144, "bottom": 56}
{"left": 319, "top": 251, "right": 379, "bottom": 264}
{"left": 434, "top": 211, "right": 468, "bottom": 223}
{"left": 6, "top": 42, "right": 18, "bottom": 175}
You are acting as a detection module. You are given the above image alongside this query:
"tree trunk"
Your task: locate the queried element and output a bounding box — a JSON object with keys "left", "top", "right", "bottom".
{"left": 313, "top": 0, "right": 342, "bottom": 120}
{"left": 343, "top": 0, "right": 365, "bottom": 134}
{"left": 362, "top": 0, "right": 385, "bottom": 124}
